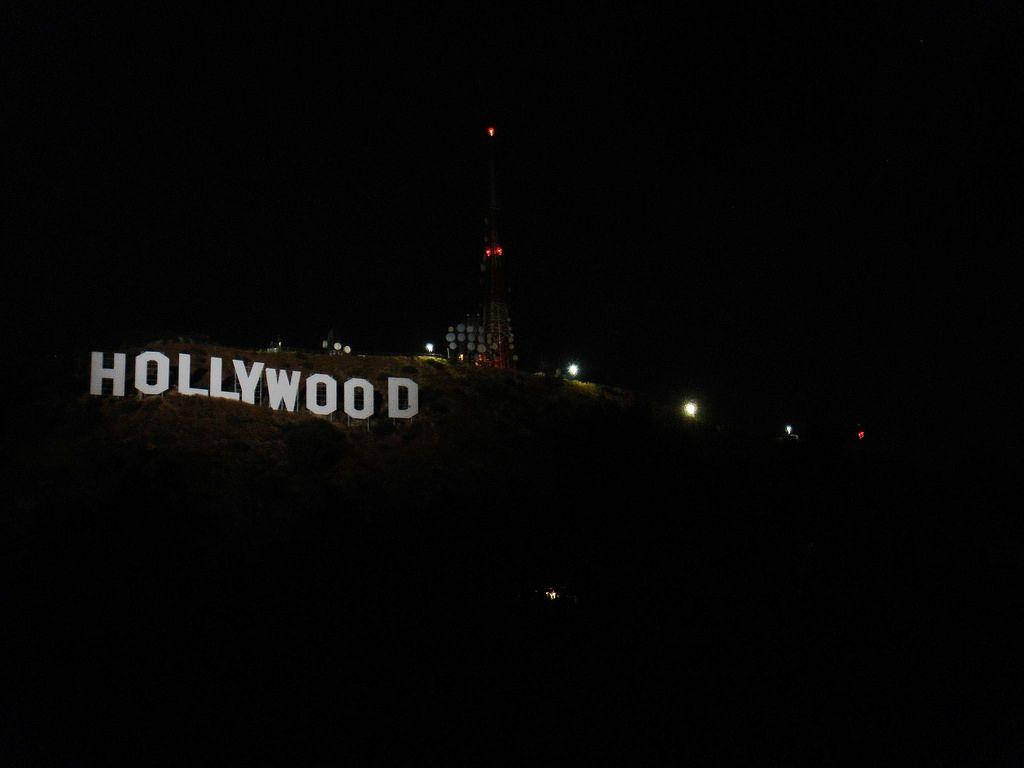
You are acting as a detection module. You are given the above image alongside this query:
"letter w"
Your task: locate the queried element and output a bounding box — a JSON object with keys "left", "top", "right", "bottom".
{"left": 265, "top": 368, "right": 301, "bottom": 412}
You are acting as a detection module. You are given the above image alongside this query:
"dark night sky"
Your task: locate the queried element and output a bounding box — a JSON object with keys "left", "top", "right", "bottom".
{"left": 9, "top": 4, "right": 1021, "bottom": 433}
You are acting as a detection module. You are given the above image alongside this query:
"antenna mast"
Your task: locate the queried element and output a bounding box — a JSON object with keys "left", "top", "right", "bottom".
{"left": 478, "top": 125, "right": 515, "bottom": 369}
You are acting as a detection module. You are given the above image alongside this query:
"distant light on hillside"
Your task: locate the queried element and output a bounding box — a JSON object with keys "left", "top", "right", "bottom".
{"left": 785, "top": 425, "right": 792, "bottom": 435}
{"left": 425, "top": 342, "right": 434, "bottom": 353}
{"left": 567, "top": 363, "right": 579, "bottom": 377}
{"left": 683, "top": 400, "right": 698, "bottom": 418}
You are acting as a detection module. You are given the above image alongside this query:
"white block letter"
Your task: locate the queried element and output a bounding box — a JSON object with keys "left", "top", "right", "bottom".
{"left": 134, "top": 351, "right": 169, "bottom": 395}
{"left": 209, "top": 357, "right": 240, "bottom": 401}
{"left": 233, "top": 359, "right": 264, "bottom": 405}
{"left": 387, "top": 377, "right": 419, "bottom": 419}
{"left": 90, "top": 351, "right": 126, "bottom": 396}
{"left": 178, "top": 353, "right": 209, "bottom": 396}
{"left": 266, "top": 367, "right": 301, "bottom": 412}
{"left": 305, "top": 373, "right": 338, "bottom": 415}
{"left": 343, "top": 377, "right": 374, "bottom": 419}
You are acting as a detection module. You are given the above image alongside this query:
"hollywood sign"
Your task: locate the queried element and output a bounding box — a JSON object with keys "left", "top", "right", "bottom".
{"left": 89, "top": 351, "right": 418, "bottom": 419}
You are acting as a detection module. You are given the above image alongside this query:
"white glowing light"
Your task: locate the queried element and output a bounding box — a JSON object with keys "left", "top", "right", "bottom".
{"left": 785, "top": 425, "right": 792, "bottom": 435}
{"left": 567, "top": 363, "right": 579, "bottom": 377}
{"left": 545, "top": 588, "right": 559, "bottom": 600}
{"left": 425, "top": 342, "right": 434, "bottom": 353}
{"left": 683, "top": 400, "right": 698, "bottom": 418}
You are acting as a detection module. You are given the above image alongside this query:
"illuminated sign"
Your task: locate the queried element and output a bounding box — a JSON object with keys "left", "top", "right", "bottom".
{"left": 89, "top": 351, "right": 419, "bottom": 419}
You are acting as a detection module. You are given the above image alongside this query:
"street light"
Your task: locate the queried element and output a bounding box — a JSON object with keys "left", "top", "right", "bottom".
{"left": 425, "top": 342, "right": 434, "bottom": 354}
{"left": 567, "top": 363, "right": 579, "bottom": 378}
{"left": 683, "top": 400, "right": 698, "bottom": 418}
{"left": 785, "top": 425, "right": 793, "bottom": 436}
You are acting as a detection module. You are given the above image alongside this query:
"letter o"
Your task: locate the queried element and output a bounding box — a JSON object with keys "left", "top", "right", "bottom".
{"left": 343, "top": 378, "right": 374, "bottom": 419}
{"left": 135, "top": 351, "right": 170, "bottom": 395}
{"left": 305, "top": 373, "right": 338, "bottom": 415}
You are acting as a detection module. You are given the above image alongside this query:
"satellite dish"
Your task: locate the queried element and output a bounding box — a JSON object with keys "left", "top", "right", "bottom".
{"left": 477, "top": 342, "right": 486, "bottom": 351}
{"left": 508, "top": 343, "right": 515, "bottom": 350}
{"left": 467, "top": 333, "right": 476, "bottom": 342}
{"left": 456, "top": 323, "right": 466, "bottom": 332}
{"left": 467, "top": 342, "right": 476, "bottom": 350}
{"left": 445, "top": 332, "right": 456, "bottom": 342}
{"left": 333, "top": 342, "right": 342, "bottom": 351}
{"left": 467, "top": 325, "right": 475, "bottom": 333}
{"left": 447, "top": 326, "right": 454, "bottom": 333}
{"left": 449, "top": 341, "right": 457, "bottom": 350}
{"left": 457, "top": 333, "right": 466, "bottom": 342}
{"left": 343, "top": 345, "right": 351, "bottom": 354}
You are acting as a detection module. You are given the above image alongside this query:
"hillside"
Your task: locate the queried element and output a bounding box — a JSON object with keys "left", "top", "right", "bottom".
{"left": 4, "top": 344, "right": 1018, "bottom": 764}
{"left": 19, "top": 342, "right": 667, "bottom": 522}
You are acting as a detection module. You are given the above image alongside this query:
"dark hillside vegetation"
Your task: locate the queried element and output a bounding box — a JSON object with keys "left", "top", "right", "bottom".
{"left": 3, "top": 345, "right": 1018, "bottom": 765}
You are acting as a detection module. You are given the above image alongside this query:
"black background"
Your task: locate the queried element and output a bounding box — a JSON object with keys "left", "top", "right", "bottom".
{"left": 10, "top": 3, "right": 1019, "bottom": 433}
{"left": 6, "top": 4, "right": 1024, "bottom": 764}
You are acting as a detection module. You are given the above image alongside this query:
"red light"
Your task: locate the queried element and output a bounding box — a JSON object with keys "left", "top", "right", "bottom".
{"left": 486, "top": 126, "right": 496, "bottom": 137}
{"left": 485, "top": 248, "right": 491, "bottom": 257}
{"left": 857, "top": 430, "right": 865, "bottom": 440}
{"left": 495, "top": 246, "right": 503, "bottom": 256}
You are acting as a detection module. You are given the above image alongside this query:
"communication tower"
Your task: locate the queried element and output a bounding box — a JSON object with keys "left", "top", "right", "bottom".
{"left": 476, "top": 125, "right": 516, "bottom": 369}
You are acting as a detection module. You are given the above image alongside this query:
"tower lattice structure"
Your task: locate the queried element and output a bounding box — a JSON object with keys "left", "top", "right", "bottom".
{"left": 477, "top": 125, "right": 515, "bottom": 369}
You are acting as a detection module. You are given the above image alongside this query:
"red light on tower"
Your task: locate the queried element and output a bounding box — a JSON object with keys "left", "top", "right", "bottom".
{"left": 495, "top": 246, "right": 503, "bottom": 256}
{"left": 486, "top": 126, "right": 496, "bottom": 137}
{"left": 485, "top": 247, "right": 491, "bottom": 257}
{"left": 857, "top": 430, "right": 865, "bottom": 440}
